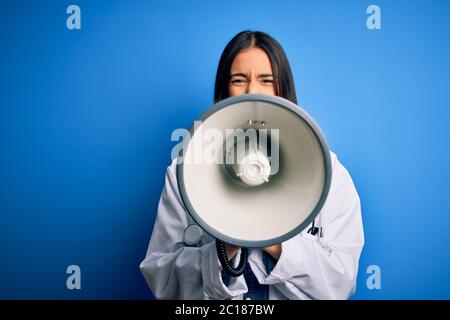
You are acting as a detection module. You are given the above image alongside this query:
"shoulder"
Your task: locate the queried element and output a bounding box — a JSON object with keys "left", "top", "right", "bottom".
{"left": 326, "top": 150, "right": 360, "bottom": 211}
{"left": 329, "top": 150, "right": 356, "bottom": 188}
{"left": 161, "top": 158, "right": 183, "bottom": 203}
{"left": 167, "top": 158, "right": 178, "bottom": 178}
{"left": 329, "top": 150, "right": 338, "bottom": 170}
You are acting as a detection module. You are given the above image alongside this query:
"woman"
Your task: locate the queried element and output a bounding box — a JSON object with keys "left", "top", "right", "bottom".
{"left": 140, "top": 30, "right": 364, "bottom": 300}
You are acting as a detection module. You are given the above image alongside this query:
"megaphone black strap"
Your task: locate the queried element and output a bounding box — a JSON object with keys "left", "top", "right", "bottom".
{"left": 215, "top": 239, "right": 249, "bottom": 277}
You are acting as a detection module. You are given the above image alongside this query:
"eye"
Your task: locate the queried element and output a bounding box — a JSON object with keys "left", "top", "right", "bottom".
{"left": 261, "top": 79, "right": 274, "bottom": 84}
{"left": 231, "top": 79, "right": 247, "bottom": 86}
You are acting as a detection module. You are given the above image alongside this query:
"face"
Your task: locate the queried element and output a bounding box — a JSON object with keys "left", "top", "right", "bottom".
{"left": 228, "top": 47, "right": 277, "bottom": 97}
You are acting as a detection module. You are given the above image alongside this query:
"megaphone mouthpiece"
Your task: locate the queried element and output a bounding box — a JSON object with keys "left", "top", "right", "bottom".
{"left": 232, "top": 150, "right": 271, "bottom": 186}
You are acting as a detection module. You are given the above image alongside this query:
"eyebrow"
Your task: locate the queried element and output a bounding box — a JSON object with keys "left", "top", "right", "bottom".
{"left": 257, "top": 73, "right": 274, "bottom": 78}
{"left": 230, "top": 72, "right": 274, "bottom": 78}
{"left": 230, "top": 73, "right": 247, "bottom": 78}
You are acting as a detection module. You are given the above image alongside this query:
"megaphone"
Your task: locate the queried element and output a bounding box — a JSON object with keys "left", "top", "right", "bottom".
{"left": 176, "top": 94, "right": 332, "bottom": 276}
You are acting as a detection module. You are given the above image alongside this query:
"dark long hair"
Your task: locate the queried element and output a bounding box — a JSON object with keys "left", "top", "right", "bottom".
{"left": 214, "top": 30, "right": 297, "bottom": 104}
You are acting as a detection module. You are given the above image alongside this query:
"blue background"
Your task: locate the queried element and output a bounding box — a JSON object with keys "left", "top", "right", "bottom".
{"left": 1, "top": 0, "right": 449, "bottom": 299}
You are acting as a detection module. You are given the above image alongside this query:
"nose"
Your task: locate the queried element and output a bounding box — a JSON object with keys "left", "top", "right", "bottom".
{"left": 246, "top": 80, "right": 260, "bottom": 94}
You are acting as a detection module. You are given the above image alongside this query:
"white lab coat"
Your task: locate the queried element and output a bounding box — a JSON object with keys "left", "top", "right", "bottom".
{"left": 140, "top": 151, "right": 364, "bottom": 300}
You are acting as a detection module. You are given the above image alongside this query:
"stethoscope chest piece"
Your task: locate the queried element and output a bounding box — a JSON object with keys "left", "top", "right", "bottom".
{"left": 183, "top": 224, "right": 203, "bottom": 246}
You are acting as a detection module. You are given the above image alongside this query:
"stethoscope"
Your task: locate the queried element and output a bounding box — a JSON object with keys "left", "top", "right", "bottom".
{"left": 183, "top": 220, "right": 323, "bottom": 246}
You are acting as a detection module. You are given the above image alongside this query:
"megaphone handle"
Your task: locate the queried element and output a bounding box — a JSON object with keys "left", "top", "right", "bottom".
{"left": 215, "top": 239, "right": 249, "bottom": 277}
